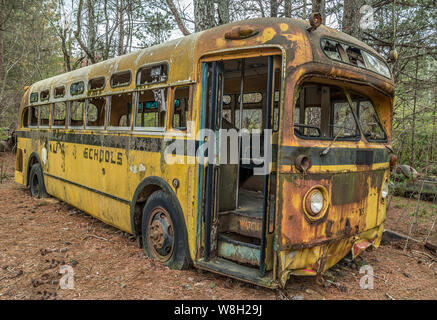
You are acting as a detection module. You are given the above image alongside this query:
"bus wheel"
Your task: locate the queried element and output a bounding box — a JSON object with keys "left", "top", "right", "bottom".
{"left": 141, "top": 190, "right": 190, "bottom": 270}
{"left": 29, "top": 163, "right": 48, "bottom": 198}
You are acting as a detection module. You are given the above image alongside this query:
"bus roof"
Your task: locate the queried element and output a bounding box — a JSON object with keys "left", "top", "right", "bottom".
{"left": 25, "top": 17, "right": 391, "bottom": 106}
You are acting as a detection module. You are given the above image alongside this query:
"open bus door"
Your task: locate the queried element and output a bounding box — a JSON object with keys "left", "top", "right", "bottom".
{"left": 196, "top": 56, "right": 281, "bottom": 288}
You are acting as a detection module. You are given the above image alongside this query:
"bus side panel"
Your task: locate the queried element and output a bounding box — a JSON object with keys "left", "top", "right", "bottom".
{"left": 126, "top": 145, "right": 198, "bottom": 262}
{"left": 45, "top": 174, "right": 132, "bottom": 233}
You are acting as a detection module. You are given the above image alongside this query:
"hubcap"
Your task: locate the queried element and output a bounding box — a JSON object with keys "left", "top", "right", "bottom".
{"left": 146, "top": 207, "right": 174, "bottom": 262}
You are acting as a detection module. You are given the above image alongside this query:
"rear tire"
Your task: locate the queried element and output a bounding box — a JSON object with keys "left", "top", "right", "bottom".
{"left": 141, "top": 190, "right": 190, "bottom": 270}
{"left": 29, "top": 163, "right": 48, "bottom": 198}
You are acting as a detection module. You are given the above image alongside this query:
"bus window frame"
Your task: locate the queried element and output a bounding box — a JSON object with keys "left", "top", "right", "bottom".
{"left": 344, "top": 90, "right": 388, "bottom": 144}
{"left": 54, "top": 85, "right": 66, "bottom": 99}
{"left": 110, "top": 70, "right": 132, "bottom": 89}
{"left": 292, "top": 84, "right": 362, "bottom": 142}
{"left": 133, "top": 88, "right": 168, "bottom": 133}
{"left": 136, "top": 61, "right": 169, "bottom": 87}
{"left": 107, "top": 92, "right": 134, "bottom": 131}
{"left": 28, "top": 105, "right": 39, "bottom": 128}
{"left": 39, "top": 103, "right": 51, "bottom": 129}
{"left": 88, "top": 76, "right": 106, "bottom": 92}
{"left": 85, "top": 96, "right": 107, "bottom": 130}
{"left": 320, "top": 37, "right": 392, "bottom": 80}
{"left": 169, "top": 85, "right": 191, "bottom": 132}
{"left": 68, "top": 99, "right": 86, "bottom": 130}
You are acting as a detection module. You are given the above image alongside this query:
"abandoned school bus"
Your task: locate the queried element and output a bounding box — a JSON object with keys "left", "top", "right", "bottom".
{"left": 15, "top": 17, "right": 396, "bottom": 288}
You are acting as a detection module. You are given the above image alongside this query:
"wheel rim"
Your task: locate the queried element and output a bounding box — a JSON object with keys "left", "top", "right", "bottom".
{"left": 31, "top": 173, "right": 40, "bottom": 196}
{"left": 146, "top": 206, "right": 174, "bottom": 262}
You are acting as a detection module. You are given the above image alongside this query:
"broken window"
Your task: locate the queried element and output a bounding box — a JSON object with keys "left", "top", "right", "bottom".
{"left": 111, "top": 71, "right": 131, "bottom": 88}
{"left": 69, "top": 100, "right": 85, "bottom": 128}
{"left": 134, "top": 88, "right": 167, "bottom": 130}
{"left": 22, "top": 108, "right": 29, "bottom": 128}
{"left": 235, "top": 108, "right": 262, "bottom": 132}
{"left": 40, "top": 90, "right": 50, "bottom": 102}
{"left": 70, "top": 81, "right": 85, "bottom": 96}
{"left": 357, "top": 100, "right": 387, "bottom": 141}
{"left": 171, "top": 86, "right": 190, "bottom": 130}
{"left": 294, "top": 84, "right": 359, "bottom": 140}
{"left": 109, "top": 93, "right": 133, "bottom": 129}
{"left": 321, "top": 38, "right": 391, "bottom": 78}
{"left": 137, "top": 64, "right": 168, "bottom": 85}
{"left": 40, "top": 104, "right": 50, "bottom": 127}
{"left": 30, "top": 106, "right": 38, "bottom": 127}
{"left": 89, "top": 77, "right": 105, "bottom": 91}
{"left": 53, "top": 102, "right": 67, "bottom": 128}
{"left": 30, "top": 92, "right": 38, "bottom": 103}
{"left": 54, "top": 86, "right": 65, "bottom": 98}
{"left": 86, "top": 97, "right": 106, "bottom": 129}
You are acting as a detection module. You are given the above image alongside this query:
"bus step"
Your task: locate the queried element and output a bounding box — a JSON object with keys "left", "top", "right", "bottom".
{"left": 217, "top": 233, "right": 261, "bottom": 267}
{"left": 196, "top": 257, "right": 277, "bottom": 289}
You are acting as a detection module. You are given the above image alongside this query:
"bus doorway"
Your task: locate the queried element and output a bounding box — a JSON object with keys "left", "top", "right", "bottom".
{"left": 198, "top": 54, "right": 281, "bottom": 285}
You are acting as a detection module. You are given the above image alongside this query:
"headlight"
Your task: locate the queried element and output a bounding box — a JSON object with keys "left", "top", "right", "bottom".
{"left": 305, "top": 189, "right": 325, "bottom": 216}
{"left": 382, "top": 181, "right": 389, "bottom": 198}
{"left": 309, "top": 190, "right": 324, "bottom": 214}
{"left": 303, "top": 186, "right": 329, "bottom": 221}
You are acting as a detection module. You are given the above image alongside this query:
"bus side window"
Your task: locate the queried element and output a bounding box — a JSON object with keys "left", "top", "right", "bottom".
{"left": 134, "top": 88, "right": 167, "bottom": 130}
{"left": 171, "top": 86, "right": 190, "bottom": 130}
{"left": 23, "top": 108, "right": 29, "bottom": 128}
{"left": 69, "top": 100, "right": 85, "bottom": 128}
{"left": 30, "top": 106, "right": 38, "bottom": 127}
{"left": 87, "top": 97, "right": 106, "bottom": 129}
{"left": 40, "top": 105, "right": 50, "bottom": 127}
{"left": 52, "top": 102, "right": 67, "bottom": 128}
{"left": 109, "top": 93, "right": 133, "bottom": 129}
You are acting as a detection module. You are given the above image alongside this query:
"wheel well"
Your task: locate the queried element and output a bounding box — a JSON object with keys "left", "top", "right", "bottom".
{"left": 130, "top": 176, "right": 185, "bottom": 239}
{"left": 26, "top": 153, "right": 40, "bottom": 186}
{"left": 132, "top": 184, "right": 162, "bottom": 237}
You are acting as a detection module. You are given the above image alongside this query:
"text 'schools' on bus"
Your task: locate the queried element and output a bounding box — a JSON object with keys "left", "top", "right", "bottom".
{"left": 15, "top": 14, "right": 396, "bottom": 288}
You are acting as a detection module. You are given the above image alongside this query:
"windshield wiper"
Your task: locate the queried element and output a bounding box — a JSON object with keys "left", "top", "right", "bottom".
{"left": 320, "top": 125, "right": 347, "bottom": 156}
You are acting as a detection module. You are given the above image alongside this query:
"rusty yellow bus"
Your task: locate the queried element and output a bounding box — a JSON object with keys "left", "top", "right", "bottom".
{"left": 15, "top": 17, "right": 395, "bottom": 288}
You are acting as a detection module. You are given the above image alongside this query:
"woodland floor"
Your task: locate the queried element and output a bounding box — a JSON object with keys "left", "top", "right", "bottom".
{"left": 0, "top": 151, "right": 436, "bottom": 300}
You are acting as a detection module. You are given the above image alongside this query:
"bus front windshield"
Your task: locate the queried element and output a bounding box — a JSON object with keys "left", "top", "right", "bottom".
{"left": 294, "top": 83, "right": 387, "bottom": 142}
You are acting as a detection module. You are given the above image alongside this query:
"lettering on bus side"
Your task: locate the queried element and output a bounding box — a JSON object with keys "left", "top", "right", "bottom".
{"left": 83, "top": 147, "right": 123, "bottom": 166}
{"left": 49, "top": 142, "right": 64, "bottom": 154}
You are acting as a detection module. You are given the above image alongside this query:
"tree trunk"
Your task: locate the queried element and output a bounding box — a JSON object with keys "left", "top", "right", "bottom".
{"left": 194, "top": 0, "right": 215, "bottom": 32}
{"left": 166, "top": 0, "right": 191, "bottom": 35}
{"left": 0, "top": 0, "right": 5, "bottom": 81}
{"left": 87, "top": 0, "right": 96, "bottom": 60}
{"left": 284, "top": 0, "right": 292, "bottom": 17}
{"left": 74, "top": 0, "right": 96, "bottom": 64}
{"left": 217, "top": 0, "right": 230, "bottom": 25}
{"left": 270, "top": 0, "right": 279, "bottom": 17}
{"left": 118, "top": 0, "right": 125, "bottom": 56}
{"left": 411, "top": 55, "right": 419, "bottom": 166}
{"left": 342, "top": 0, "right": 364, "bottom": 38}
{"left": 431, "top": 77, "right": 436, "bottom": 162}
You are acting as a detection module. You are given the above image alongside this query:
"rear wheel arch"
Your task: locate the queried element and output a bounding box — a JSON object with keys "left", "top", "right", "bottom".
{"left": 26, "top": 152, "right": 42, "bottom": 187}
{"left": 130, "top": 176, "right": 186, "bottom": 238}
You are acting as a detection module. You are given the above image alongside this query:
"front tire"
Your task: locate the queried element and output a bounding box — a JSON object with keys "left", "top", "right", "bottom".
{"left": 29, "top": 163, "right": 48, "bottom": 198}
{"left": 141, "top": 190, "right": 190, "bottom": 270}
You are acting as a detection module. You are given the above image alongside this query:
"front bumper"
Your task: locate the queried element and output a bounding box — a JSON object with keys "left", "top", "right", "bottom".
{"left": 279, "top": 223, "right": 384, "bottom": 287}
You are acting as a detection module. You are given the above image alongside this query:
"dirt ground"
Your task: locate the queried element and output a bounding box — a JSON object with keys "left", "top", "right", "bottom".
{"left": 0, "top": 151, "right": 436, "bottom": 300}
